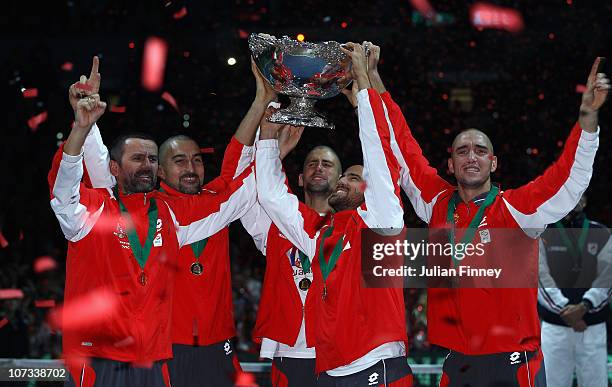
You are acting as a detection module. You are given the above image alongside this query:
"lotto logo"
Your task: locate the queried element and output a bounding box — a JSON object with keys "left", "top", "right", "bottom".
{"left": 368, "top": 372, "right": 379, "bottom": 385}
{"left": 509, "top": 352, "right": 521, "bottom": 365}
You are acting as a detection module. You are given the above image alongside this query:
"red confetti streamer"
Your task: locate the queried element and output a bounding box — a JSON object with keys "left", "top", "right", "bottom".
{"left": 74, "top": 83, "right": 93, "bottom": 92}
{"left": 61, "top": 62, "right": 74, "bottom": 71}
{"left": 34, "top": 256, "right": 58, "bottom": 273}
{"left": 22, "top": 88, "right": 38, "bottom": 98}
{"left": 0, "top": 289, "right": 24, "bottom": 300}
{"left": 200, "top": 147, "right": 215, "bottom": 154}
{"left": 27, "top": 111, "right": 48, "bottom": 131}
{"left": 409, "top": 0, "right": 436, "bottom": 19}
{"left": 142, "top": 37, "right": 168, "bottom": 92}
{"left": 575, "top": 84, "right": 587, "bottom": 93}
{"left": 0, "top": 231, "right": 8, "bottom": 248}
{"left": 161, "top": 91, "right": 179, "bottom": 111}
{"left": 35, "top": 299, "right": 56, "bottom": 308}
{"left": 131, "top": 361, "right": 154, "bottom": 369}
{"left": 113, "top": 336, "right": 135, "bottom": 348}
{"left": 19, "top": 230, "right": 24, "bottom": 241}
{"left": 110, "top": 105, "right": 127, "bottom": 113}
{"left": 238, "top": 29, "right": 249, "bottom": 39}
{"left": 48, "top": 287, "right": 120, "bottom": 330}
{"left": 470, "top": 3, "right": 524, "bottom": 33}
{"left": 173, "top": 6, "right": 187, "bottom": 19}
{"left": 235, "top": 371, "right": 258, "bottom": 387}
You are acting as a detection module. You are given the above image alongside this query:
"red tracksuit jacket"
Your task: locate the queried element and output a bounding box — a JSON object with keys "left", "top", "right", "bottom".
{"left": 82, "top": 127, "right": 255, "bottom": 347}
{"left": 381, "top": 91, "right": 599, "bottom": 354}
{"left": 48, "top": 138, "right": 256, "bottom": 363}
{"left": 255, "top": 89, "right": 408, "bottom": 372}
{"left": 159, "top": 137, "right": 254, "bottom": 346}
{"left": 242, "top": 200, "right": 328, "bottom": 348}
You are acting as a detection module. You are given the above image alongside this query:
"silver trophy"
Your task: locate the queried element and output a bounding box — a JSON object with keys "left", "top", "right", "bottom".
{"left": 249, "top": 33, "right": 352, "bottom": 129}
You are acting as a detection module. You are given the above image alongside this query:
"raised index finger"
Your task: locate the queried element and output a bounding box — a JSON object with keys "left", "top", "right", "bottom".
{"left": 89, "top": 56, "right": 100, "bottom": 79}
{"left": 588, "top": 57, "right": 603, "bottom": 80}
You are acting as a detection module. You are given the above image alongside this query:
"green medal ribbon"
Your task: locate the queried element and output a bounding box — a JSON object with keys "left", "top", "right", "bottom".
{"left": 298, "top": 251, "right": 311, "bottom": 273}
{"left": 114, "top": 187, "right": 158, "bottom": 269}
{"left": 318, "top": 226, "right": 345, "bottom": 282}
{"left": 446, "top": 185, "right": 499, "bottom": 266}
{"left": 553, "top": 217, "right": 589, "bottom": 259}
{"left": 190, "top": 238, "right": 209, "bottom": 258}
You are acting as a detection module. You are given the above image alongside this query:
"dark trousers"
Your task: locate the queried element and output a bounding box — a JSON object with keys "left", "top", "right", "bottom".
{"left": 65, "top": 358, "right": 169, "bottom": 387}
{"left": 440, "top": 348, "right": 547, "bottom": 387}
{"left": 166, "top": 340, "right": 240, "bottom": 387}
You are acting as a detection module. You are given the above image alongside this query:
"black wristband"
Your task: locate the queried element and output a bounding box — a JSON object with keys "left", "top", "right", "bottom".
{"left": 581, "top": 298, "right": 594, "bottom": 311}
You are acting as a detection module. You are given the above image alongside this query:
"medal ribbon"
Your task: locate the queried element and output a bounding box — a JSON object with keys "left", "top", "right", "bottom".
{"left": 298, "top": 251, "right": 311, "bottom": 273}
{"left": 114, "top": 187, "right": 158, "bottom": 269}
{"left": 190, "top": 238, "right": 209, "bottom": 259}
{"left": 446, "top": 185, "right": 499, "bottom": 266}
{"left": 318, "top": 226, "right": 345, "bottom": 282}
{"left": 553, "top": 217, "right": 589, "bottom": 259}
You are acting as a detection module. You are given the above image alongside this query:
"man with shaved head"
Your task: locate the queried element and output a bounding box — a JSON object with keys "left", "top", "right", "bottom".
{"left": 367, "top": 43, "right": 609, "bottom": 386}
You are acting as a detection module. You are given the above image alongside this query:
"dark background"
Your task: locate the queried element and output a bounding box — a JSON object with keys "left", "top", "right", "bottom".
{"left": 0, "top": 0, "right": 610, "bottom": 384}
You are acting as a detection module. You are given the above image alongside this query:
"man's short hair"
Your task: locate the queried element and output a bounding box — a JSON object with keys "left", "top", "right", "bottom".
{"left": 110, "top": 133, "right": 157, "bottom": 163}
{"left": 303, "top": 145, "right": 342, "bottom": 175}
{"left": 159, "top": 135, "right": 198, "bottom": 164}
{"left": 452, "top": 128, "right": 494, "bottom": 154}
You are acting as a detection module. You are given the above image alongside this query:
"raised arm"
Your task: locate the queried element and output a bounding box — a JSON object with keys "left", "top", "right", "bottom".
{"left": 255, "top": 139, "right": 318, "bottom": 258}
{"left": 366, "top": 43, "right": 452, "bottom": 224}
{"left": 50, "top": 67, "right": 108, "bottom": 241}
{"left": 241, "top": 121, "right": 304, "bottom": 254}
{"left": 340, "top": 42, "right": 403, "bottom": 231}
{"left": 255, "top": 104, "right": 316, "bottom": 258}
{"left": 166, "top": 163, "right": 257, "bottom": 247}
{"left": 502, "top": 58, "right": 608, "bottom": 233}
{"left": 355, "top": 88, "right": 404, "bottom": 231}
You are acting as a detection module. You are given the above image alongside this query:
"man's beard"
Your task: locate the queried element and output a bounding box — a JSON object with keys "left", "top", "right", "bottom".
{"left": 124, "top": 169, "right": 156, "bottom": 193}
{"left": 176, "top": 173, "right": 202, "bottom": 195}
{"left": 328, "top": 190, "right": 363, "bottom": 212}
{"left": 305, "top": 180, "right": 331, "bottom": 195}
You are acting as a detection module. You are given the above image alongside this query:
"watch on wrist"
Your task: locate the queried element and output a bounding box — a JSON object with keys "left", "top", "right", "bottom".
{"left": 581, "top": 299, "right": 594, "bottom": 311}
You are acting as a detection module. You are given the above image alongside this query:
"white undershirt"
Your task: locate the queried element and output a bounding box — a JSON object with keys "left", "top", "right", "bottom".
{"left": 260, "top": 247, "right": 316, "bottom": 359}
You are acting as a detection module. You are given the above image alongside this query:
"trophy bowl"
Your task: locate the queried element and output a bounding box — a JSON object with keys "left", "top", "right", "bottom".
{"left": 249, "top": 33, "right": 352, "bottom": 129}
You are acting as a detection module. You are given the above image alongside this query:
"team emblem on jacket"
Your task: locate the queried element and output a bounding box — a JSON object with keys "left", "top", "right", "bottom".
{"left": 114, "top": 224, "right": 130, "bottom": 249}
{"left": 153, "top": 219, "right": 163, "bottom": 247}
{"left": 114, "top": 224, "right": 127, "bottom": 240}
{"left": 153, "top": 233, "right": 163, "bottom": 247}
{"left": 587, "top": 242, "right": 598, "bottom": 255}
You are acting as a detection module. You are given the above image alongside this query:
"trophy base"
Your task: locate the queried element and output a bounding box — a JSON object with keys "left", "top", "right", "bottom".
{"left": 268, "top": 97, "right": 334, "bottom": 129}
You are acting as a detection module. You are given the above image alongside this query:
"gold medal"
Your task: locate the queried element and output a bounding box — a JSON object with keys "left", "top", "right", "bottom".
{"left": 299, "top": 278, "right": 311, "bottom": 291}
{"left": 138, "top": 272, "right": 147, "bottom": 286}
{"left": 190, "top": 262, "right": 203, "bottom": 276}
